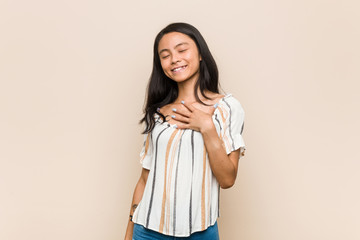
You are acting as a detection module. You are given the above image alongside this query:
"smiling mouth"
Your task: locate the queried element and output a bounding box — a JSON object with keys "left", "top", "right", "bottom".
{"left": 171, "top": 65, "right": 187, "bottom": 73}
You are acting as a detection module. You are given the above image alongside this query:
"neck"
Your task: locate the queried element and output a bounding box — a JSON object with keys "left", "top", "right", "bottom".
{"left": 176, "top": 77, "right": 205, "bottom": 104}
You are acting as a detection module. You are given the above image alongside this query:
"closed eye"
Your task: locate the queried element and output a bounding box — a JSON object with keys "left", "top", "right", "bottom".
{"left": 179, "top": 49, "right": 187, "bottom": 53}
{"left": 162, "top": 55, "right": 170, "bottom": 59}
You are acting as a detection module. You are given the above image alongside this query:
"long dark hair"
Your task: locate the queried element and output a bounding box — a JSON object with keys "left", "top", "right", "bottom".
{"left": 139, "top": 22, "right": 219, "bottom": 134}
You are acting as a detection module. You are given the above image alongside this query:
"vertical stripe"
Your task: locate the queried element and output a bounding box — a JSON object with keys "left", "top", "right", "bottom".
{"left": 165, "top": 130, "right": 182, "bottom": 232}
{"left": 189, "top": 130, "right": 194, "bottom": 235}
{"left": 140, "top": 133, "right": 150, "bottom": 162}
{"left": 223, "top": 99, "right": 235, "bottom": 150}
{"left": 207, "top": 161, "right": 211, "bottom": 225}
{"left": 217, "top": 106, "right": 232, "bottom": 150}
{"left": 159, "top": 129, "right": 179, "bottom": 233}
{"left": 217, "top": 185, "right": 220, "bottom": 218}
{"left": 145, "top": 126, "right": 169, "bottom": 228}
{"left": 215, "top": 114, "right": 226, "bottom": 151}
{"left": 173, "top": 130, "right": 185, "bottom": 236}
{"left": 201, "top": 144, "right": 206, "bottom": 230}
{"left": 217, "top": 105, "right": 226, "bottom": 123}
{"left": 210, "top": 187, "right": 213, "bottom": 224}
{"left": 214, "top": 114, "right": 222, "bottom": 133}
{"left": 135, "top": 132, "right": 154, "bottom": 223}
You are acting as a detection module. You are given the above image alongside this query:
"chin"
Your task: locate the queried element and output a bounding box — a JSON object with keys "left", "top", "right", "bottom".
{"left": 171, "top": 76, "right": 191, "bottom": 83}
{"left": 166, "top": 70, "right": 199, "bottom": 83}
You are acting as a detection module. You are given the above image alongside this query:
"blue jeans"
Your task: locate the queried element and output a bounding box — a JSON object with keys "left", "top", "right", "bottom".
{"left": 133, "top": 222, "right": 219, "bottom": 240}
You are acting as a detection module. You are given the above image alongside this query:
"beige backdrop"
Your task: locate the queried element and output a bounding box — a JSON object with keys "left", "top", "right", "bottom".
{"left": 1, "top": 0, "right": 359, "bottom": 239}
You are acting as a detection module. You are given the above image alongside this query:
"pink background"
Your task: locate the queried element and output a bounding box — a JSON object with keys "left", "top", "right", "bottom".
{"left": 1, "top": 0, "right": 359, "bottom": 239}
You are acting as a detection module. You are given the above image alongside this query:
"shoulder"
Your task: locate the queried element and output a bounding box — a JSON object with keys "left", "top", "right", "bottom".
{"left": 221, "top": 93, "right": 244, "bottom": 113}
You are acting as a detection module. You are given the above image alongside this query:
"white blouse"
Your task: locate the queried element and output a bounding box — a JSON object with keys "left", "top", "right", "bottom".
{"left": 132, "top": 93, "right": 246, "bottom": 237}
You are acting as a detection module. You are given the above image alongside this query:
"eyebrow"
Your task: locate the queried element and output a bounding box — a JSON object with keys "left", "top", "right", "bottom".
{"left": 159, "top": 42, "right": 189, "bottom": 54}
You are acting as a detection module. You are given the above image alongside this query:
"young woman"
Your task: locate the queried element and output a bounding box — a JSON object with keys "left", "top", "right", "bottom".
{"left": 124, "top": 22, "right": 246, "bottom": 240}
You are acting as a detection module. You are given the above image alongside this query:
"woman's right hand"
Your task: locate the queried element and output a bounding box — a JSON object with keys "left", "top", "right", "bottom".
{"left": 124, "top": 168, "right": 149, "bottom": 240}
{"left": 124, "top": 220, "right": 134, "bottom": 240}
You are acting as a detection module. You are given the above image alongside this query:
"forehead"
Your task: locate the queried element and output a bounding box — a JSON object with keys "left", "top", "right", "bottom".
{"left": 158, "top": 32, "right": 196, "bottom": 52}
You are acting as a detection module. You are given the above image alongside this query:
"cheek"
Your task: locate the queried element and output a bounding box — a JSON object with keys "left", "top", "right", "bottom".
{"left": 160, "top": 60, "right": 170, "bottom": 71}
{"left": 188, "top": 57, "right": 200, "bottom": 69}
{"left": 184, "top": 52, "right": 193, "bottom": 60}
{"left": 160, "top": 61, "right": 172, "bottom": 77}
{"left": 185, "top": 52, "right": 200, "bottom": 64}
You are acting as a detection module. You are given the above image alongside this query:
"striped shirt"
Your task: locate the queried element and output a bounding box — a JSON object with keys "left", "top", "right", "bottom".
{"left": 132, "top": 93, "right": 246, "bottom": 237}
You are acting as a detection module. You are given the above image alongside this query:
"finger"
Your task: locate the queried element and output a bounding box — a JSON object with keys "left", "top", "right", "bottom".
{"left": 180, "top": 100, "right": 196, "bottom": 112}
{"left": 172, "top": 106, "right": 191, "bottom": 118}
{"left": 170, "top": 113, "right": 190, "bottom": 124}
{"left": 175, "top": 123, "right": 194, "bottom": 131}
{"left": 177, "top": 124, "right": 199, "bottom": 132}
{"left": 174, "top": 122, "right": 187, "bottom": 130}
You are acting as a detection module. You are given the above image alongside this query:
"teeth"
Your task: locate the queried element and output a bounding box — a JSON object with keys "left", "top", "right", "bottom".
{"left": 172, "top": 66, "right": 186, "bottom": 72}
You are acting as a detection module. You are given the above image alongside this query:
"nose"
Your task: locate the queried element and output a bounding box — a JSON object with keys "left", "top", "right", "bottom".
{"left": 171, "top": 53, "right": 180, "bottom": 64}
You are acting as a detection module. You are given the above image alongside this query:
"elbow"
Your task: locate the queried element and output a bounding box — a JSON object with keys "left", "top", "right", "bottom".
{"left": 219, "top": 178, "right": 235, "bottom": 189}
{"left": 219, "top": 168, "right": 237, "bottom": 189}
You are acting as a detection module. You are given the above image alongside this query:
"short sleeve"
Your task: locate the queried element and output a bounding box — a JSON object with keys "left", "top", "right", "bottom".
{"left": 220, "top": 97, "right": 246, "bottom": 157}
{"left": 139, "top": 131, "right": 153, "bottom": 170}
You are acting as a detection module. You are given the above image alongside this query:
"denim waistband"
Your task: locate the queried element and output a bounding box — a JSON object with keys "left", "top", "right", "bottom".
{"left": 133, "top": 222, "right": 219, "bottom": 240}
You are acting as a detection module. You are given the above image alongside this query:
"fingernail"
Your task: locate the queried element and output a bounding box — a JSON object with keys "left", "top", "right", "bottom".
{"left": 172, "top": 108, "right": 177, "bottom": 112}
{"left": 173, "top": 124, "right": 178, "bottom": 128}
{"left": 181, "top": 100, "right": 185, "bottom": 104}
{"left": 171, "top": 115, "right": 176, "bottom": 118}
{"left": 214, "top": 103, "right": 219, "bottom": 108}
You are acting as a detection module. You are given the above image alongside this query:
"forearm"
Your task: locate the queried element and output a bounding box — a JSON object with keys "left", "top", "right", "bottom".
{"left": 201, "top": 123, "right": 237, "bottom": 188}
{"left": 124, "top": 170, "right": 148, "bottom": 240}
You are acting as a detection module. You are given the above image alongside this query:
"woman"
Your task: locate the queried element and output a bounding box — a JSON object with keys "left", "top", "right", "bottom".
{"left": 125, "top": 22, "right": 246, "bottom": 240}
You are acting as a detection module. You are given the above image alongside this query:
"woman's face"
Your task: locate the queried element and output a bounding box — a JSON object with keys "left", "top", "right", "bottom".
{"left": 158, "top": 32, "right": 202, "bottom": 84}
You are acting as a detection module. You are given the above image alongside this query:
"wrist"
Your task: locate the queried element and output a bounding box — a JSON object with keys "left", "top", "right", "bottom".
{"left": 200, "top": 118, "right": 216, "bottom": 134}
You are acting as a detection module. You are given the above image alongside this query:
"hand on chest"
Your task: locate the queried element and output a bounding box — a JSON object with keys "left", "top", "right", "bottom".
{"left": 158, "top": 101, "right": 219, "bottom": 132}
